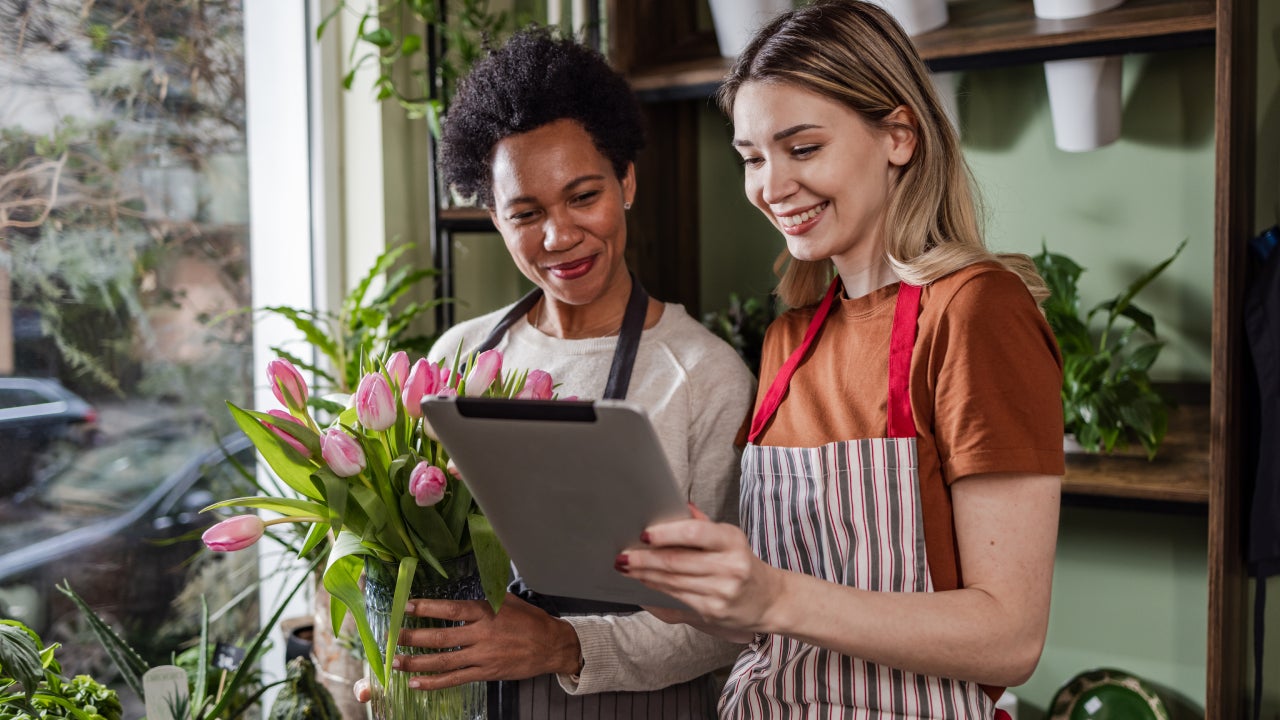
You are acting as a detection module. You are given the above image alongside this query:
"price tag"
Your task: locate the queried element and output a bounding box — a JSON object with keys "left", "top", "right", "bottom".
{"left": 212, "top": 642, "right": 246, "bottom": 672}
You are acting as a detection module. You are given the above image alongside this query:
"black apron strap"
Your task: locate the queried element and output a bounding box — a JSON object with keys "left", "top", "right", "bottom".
{"left": 602, "top": 273, "right": 649, "bottom": 400}
{"left": 475, "top": 287, "right": 544, "bottom": 355}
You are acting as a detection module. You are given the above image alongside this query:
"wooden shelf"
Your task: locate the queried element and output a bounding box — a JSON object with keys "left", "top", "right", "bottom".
{"left": 628, "top": 0, "right": 1213, "bottom": 100}
{"left": 1061, "top": 402, "right": 1210, "bottom": 504}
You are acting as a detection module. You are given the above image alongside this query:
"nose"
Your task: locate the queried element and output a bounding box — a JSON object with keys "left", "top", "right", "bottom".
{"left": 758, "top": 162, "right": 798, "bottom": 206}
{"left": 542, "top": 208, "right": 583, "bottom": 252}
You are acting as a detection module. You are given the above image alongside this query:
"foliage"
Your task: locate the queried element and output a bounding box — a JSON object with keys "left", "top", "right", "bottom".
{"left": 250, "top": 243, "right": 444, "bottom": 403}
{"left": 702, "top": 293, "right": 774, "bottom": 377}
{"left": 1033, "top": 240, "right": 1186, "bottom": 459}
{"left": 55, "top": 566, "right": 318, "bottom": 720}
{"left": 0, "top": 619, "right": 122, "bottom": 720}
{"left": 266, "top": 657, "right": 340, "bottom": 720}
{"left": 1, "top": 0, "right": 251, "bottom": 403}
{"left": 318, "top": 0, "right": 522, "bottom": 134}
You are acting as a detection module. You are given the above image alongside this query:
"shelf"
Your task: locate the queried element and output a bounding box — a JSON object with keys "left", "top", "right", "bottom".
{"left": 1061, "top": 401, "right": 1210, "bottom": 504}
{"left": 438, "top": 206, "right": 495, "bottom": 232}
{"left": 627, "top": 0, "right": 1214, "bottom": 101}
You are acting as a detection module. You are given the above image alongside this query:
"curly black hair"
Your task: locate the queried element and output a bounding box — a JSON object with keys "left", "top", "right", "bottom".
{"left": 440, "top": 27, "right": 645, "bottom": 208}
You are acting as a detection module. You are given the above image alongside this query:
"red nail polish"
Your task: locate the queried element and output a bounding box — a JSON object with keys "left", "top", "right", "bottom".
{"left": 640, "top": 531, "right": 651, "bottom": 544}
{"left": 614, "top": 553, "right": 629, "bottom": 567}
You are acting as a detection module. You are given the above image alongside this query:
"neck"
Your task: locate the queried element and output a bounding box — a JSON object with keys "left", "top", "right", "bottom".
{"left": 834, "top": 255, "right": 899, "bottom": 299}
{"left": 533, "top": 273, "right": 634, "bottom": 340}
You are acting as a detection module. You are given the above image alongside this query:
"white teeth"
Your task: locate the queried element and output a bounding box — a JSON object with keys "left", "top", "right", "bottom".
{"left": 777, "top": 203, "right": 827, "bottom": 228}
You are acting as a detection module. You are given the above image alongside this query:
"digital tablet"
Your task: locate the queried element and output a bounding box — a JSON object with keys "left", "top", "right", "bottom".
{"left": 420, "top": 396, "right": 691, "bottom": 609}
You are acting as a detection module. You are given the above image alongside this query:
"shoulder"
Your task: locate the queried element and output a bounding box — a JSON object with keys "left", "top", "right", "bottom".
{"left": 646, "top": 304, "right": 755, "bottom": 386}
{"left": 922, "top": 261, "right": 1038, "bottom": 319}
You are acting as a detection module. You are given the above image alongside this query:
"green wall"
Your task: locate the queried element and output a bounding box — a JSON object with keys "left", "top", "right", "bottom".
{"left": 697, "top": 2, "right": 1280, "bottom": 715}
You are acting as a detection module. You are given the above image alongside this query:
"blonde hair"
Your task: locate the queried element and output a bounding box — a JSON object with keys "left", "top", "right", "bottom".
{"left": 717, "top": 0, "right": 1047, "bottom": 308}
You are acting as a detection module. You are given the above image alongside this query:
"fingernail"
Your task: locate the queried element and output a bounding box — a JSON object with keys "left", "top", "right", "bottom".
{"left": 615, "top": 553, "right": 629, "bottom": 567}
{"left": 408, "top": 678, "right": 420, "bottom": 689}
{"left": 392, "top": 657, "right": 401, "bottom": 669}
{"left": 640, "top": 531, "right": 651, "bottom": 544}
{"left": 404, "top": 601, "right": 415, "bottom": 613}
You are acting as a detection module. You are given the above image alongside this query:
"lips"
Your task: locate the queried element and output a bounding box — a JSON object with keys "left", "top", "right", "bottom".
{"left": 776, "top": 202, "right": 828, "bottom": 235}
{"left": 547, "top": 255, "right": 596, "bottom": 280}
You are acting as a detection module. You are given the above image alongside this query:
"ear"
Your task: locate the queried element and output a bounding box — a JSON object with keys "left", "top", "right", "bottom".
{"left": 883, "top": 105, "right": 918, "bottom": 167}
{"left": 621, "top": 162, "right": 637, "bottom": 206}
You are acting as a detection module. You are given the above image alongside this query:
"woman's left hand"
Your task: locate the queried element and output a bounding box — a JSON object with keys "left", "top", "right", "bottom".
{"left": 621, "top": 505, "right": 785, "bottom": 637}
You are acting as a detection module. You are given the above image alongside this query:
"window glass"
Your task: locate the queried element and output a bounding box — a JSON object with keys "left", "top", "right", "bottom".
{"left": 0, "top": 1, "right": 257, "bottom": 708}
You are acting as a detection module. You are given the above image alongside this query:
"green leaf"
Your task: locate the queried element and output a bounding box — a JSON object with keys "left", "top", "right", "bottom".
{"left": 227, "top": 403, "right": 325, "bottom": 500}
{"left": 468, "top": 514, "right": 510, "bottom": 614}
{"left": 258, "top": 306, "right": 340, "bottom": 363}
{"left": 202, "top": 495, "right": 327, "bottom": 518}
{"left": 323, "top": 532, "right": 385, "bottom": 686}
{"left": 191, "top": 598, "right": 209, "bottom": 720}
{"left": 362, "top": 28, "right": 394, "bottom": 48}
{"left": 53, "top": 583, "right": 148, "bottom": 700}
{"left": 383, "top": 557, "right": 419, "bottom": 684}
{"left": 400, "top": 496, "right": 459, "bottom": 563}
{"left": 400, "top": 33, "right": 423, "bottom": 55}
{"left": 0, "top": 622, "right": 43, "bottom": 702}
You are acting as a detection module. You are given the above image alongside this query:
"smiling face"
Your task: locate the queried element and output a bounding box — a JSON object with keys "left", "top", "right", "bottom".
{"left": 489, "top": 119, "right": 636, "bottom": 319}
{"left": 732, "top": 81, "right": 916, "bottom": 281}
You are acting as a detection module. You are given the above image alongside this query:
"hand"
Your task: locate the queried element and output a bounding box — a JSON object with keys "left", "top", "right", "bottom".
{"left": 621, "top": 505, "right": 785, "bottom": 636}
{"left": 389, "top": 593, "right": 581, "bottom": 690}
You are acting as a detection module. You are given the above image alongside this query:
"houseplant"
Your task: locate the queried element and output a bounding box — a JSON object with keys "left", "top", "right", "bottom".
{"left": 1032, "top": 240, "right": 1185, "bottom": 459}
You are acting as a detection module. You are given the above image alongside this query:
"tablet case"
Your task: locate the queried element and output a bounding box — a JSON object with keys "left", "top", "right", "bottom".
{"left": 420, "top": 396, "right": 691, "bottom": 609}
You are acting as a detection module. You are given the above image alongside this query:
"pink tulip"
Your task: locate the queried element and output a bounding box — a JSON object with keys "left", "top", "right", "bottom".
{"left": 267, "top": 358, "right": 308, "bottom": 413}
{"left": 408, "top": 462, "right": 447, "bottom": 507}
{"left": 439, "top": 366, "right": 457, "bottom": 390}
{"left": 515, "top": 369, "right": 554, "bottom": 400}
{"left": 355, "top": 372, "right": 397, "bottom": 431}
{"left": 464, "top": 349, "right": 502, "bottom": 397}
{"left": 402, "top": 359, "right": 440, "bottom": 419}
{"left": 203, "top": 515, "right": 266, "bottom": 552}
{"left": 386, "top": 351, "right": 410, "bottom": 389}
{"left": 264, "top": 410, "right": 310, "bottom": 456}
{"left": 321, "top": 428, "right": 366, "bottom": 477}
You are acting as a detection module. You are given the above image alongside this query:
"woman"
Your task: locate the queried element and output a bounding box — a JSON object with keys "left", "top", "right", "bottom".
{"left": 361, "top": 27, "right": 756, "bottom": 719}
{"left": 621, "top": 2, "right": 1064, "bottom": 718}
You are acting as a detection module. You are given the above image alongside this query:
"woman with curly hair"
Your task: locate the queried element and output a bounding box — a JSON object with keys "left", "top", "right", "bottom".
{"left": 622, "top": 2, "right": 1064, "bottom": 718}
{"left": 357, "top": 26, "right": 755, "bottom": 720}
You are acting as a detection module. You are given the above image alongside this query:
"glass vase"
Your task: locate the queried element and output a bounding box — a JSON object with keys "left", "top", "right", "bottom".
{"left": 364, "top": 554, "right": 487, "bottom": 720}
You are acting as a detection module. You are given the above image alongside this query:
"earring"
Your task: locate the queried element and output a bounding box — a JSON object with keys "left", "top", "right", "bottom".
{"left": 624, "top": 202, "right": 632, "bottom": 210}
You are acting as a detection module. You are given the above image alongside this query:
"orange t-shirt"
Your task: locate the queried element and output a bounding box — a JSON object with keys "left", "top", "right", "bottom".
{"left": 752, "top": 262, "right": 1065, "bottom": 593}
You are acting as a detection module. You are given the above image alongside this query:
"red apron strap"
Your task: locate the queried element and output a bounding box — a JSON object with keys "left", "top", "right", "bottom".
{"left": 748, "top": 278, "right": 840, "bottom": 444}
{"left": 886, "top": 282, "right": 922, "bottom": 439}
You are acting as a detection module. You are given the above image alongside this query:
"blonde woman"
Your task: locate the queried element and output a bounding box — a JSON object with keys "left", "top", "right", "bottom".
{"left": 621, "top": 2, "right": 1064, "bottom": 718}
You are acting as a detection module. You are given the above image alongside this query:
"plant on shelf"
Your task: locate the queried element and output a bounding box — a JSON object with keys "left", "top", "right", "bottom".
{"left": 1032, "top": 240, "right": 1186, "bottom": 460}
{"left": 702, "top": 292, "right": 774, "bottom": 377}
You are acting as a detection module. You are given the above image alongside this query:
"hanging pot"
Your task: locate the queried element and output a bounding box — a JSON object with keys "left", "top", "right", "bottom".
{"left": 1043, "top": 55, "right": 1123, "bottom": 152}
{"left": 1033, "top": 0, "right": 1125, "bottom": 20}
{"left": 706, "top": 0, "right": 793, "bottom": 58}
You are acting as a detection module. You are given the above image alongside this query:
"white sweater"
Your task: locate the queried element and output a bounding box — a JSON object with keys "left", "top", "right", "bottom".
{"left": 430, "top": 301, "right": 755, "bottom": 694}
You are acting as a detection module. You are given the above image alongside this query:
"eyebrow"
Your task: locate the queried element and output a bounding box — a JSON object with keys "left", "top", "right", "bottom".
{"left": 501, "top": 174, "right": 607, "bottom": 209}
{"left": 732, "top": 123, "right": 823, "bottom": 148}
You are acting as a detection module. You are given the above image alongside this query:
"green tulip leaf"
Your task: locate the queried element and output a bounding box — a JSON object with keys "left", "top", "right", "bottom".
{"left": 227, "top": 403, "right": 324, "bottom": 500}
{"left": 323, "top": 532, "right": 384, "bottom": 686}
{"left": 467, "top": 514, "right": 510, "bottom": 614}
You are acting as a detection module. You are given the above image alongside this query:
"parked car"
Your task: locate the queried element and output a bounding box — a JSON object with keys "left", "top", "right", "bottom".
{"left": 0, "top": 417, "right": 255, "bottom": 669}
{"left": 0, "top": 376, "right": 99, "bottom": 497}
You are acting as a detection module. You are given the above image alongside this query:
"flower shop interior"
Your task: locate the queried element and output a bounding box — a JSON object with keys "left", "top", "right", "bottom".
{"left": 0, "top": 0, "right": 1278, "bottom": 719}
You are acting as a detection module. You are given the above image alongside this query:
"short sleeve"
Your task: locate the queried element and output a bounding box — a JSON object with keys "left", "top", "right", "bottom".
{"left": 926, "top": 269, "right": 1066, "bottom": 483}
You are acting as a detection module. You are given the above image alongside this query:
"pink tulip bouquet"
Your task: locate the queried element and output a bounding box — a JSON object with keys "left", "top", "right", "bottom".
{"left": 200, "top": 347, "right": 555, "bottom": 688}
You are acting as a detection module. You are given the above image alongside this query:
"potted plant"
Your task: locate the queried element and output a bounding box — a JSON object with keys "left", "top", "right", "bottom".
{"left": 1032, "top": 240, "right": 1185, "bottom": 460}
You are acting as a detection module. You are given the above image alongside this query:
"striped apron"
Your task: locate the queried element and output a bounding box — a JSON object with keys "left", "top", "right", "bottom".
{"left": 719, "top": 279, "right": 1003, "bottom": 720}
{"left": 475, "top": 276, "right": 718, "bottom": 719}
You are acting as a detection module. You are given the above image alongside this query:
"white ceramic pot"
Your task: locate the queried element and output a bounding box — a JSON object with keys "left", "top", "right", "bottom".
{"left": 1043, "top": 55, "right": 1123, "bottom": 152}
{"left": 868, "top": 0, "right": 948, "bottom": 36}
{"left": 1033, "top": 0, "right": 1124, "bottom": 20}
{"left": 706, "top": 0, "right": 793, "bottom": 58}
